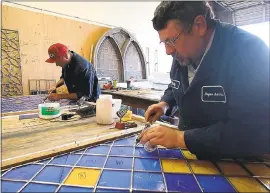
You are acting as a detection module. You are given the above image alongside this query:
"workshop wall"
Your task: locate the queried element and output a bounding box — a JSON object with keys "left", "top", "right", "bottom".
{"left": 3, "top": 1, "right": 173, "bottom": 75}
{"left": 2, "top": 5, "right": 110, "bottom": 95}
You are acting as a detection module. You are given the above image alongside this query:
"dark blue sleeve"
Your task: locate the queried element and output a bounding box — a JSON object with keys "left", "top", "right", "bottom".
{"left": 160, "top": 60, "right": 176, "bottom": 108}
{"left": 76, "top": 66, "right": 95, "bottom": 99}
{"left": 161, "top": 84, "right": 176, "bottom": 108}
{"left": 184, "top": 39, "right": 270, "bottom": 159}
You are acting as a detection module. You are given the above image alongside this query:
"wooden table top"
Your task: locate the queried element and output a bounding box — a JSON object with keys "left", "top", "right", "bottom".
{"left": 101, "top": 89, "right": 164, "bottom": 102}
{"left": 1, "top": 113, "right": 147, "bottom": 169}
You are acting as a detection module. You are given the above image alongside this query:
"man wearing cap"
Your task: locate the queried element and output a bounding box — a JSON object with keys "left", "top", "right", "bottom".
{"left": 45, "top": 43, "right": 100, "bottom": 102}
{"left": 140, "top": 1, "right": 269, "bottom": 160}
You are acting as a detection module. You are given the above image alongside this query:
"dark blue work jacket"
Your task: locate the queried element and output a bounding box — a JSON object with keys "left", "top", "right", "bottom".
{"left": 61, "top": 51, "right": 100, "bottom": 102}
{"left": 161, "top": 21, "right": 269, "bottom": 160}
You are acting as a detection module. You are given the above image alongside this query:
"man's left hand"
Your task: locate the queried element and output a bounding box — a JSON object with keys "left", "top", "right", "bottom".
{"left": 139, "top": 125, "right": 186, "bottom": 149}
{"left": 48, "top": 93, "right": 61, "bottom": 101}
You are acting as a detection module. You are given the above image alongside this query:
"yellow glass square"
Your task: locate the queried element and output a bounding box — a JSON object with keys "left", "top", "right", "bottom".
{"left": 244, "top": 163, "right": 270, "bottom": 176}
{"left": 64, "top": 168, "right": 101, "bottom": 187}
{"left": 189, "top": 161, "right": 220, "bottom": 175}
{"left": 161, "top": 159, "right": 191, "bottom": 173}
{"left": 217, "top": 162, "right": 250, "bottom": 176}
{"left": 228, "top": 177, "right": 268, "bottom": 192}
{"left": 182, "top": 150, "right": 197, "bottom": 160}
{"left": 259, "top": 178, "right": 270, "bottom": 190}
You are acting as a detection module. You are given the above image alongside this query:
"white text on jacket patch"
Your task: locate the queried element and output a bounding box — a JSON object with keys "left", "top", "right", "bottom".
{"left": 201, "top": 85, "right": 226, "bottom": 103}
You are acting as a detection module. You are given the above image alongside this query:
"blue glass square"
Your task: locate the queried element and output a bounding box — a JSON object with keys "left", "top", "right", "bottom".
{"left": 158, "top": 148, "right": 184, "bottom": 159}
{"left": 76, "top": 155, "right": 106, "bottom": 168}
{"left": 113, "top": 137, "right": 135, "bottom": 146}
{"left": 1, "top": 180, "right": 26, "bottom": 192}
{"left": 33, "top": 166, "right": 71, "bottom": 183}
{"left": 110, "top": 147, "right": 133, "bottom": 156}
{"left": 133, "top": 172, "right": 165, "bottom": 191}
{"left": 21, "top": 183, "right": 58, "bottom": 192}
{"left": 49, "top": 154, "right": 81, "bottom": 166}
{"left": 86, "top": 145, "right": 110, "bottom": 155}
{"left": 58, "top": 186, "right": 94, "bottom": 192}
{"left": 165, "top": 173, "right": 201, "bottom": 192}
{"left": 98, "top": 170, "right": 131, "bottom": 188}
{"left": 2, "top": 164, "right": 42, "bottom": 180}
{"left": 95, "top": 188, "right": 129, "bottom": 192}
{"left": 105, "top": 157, "right": 132, "bottom": 169}
{"left": 196, "top": 175, "right": 236, "bottom": 192}
{"left": 134, "top": 158, "right": 161, "bottom": 171}
{"left": 134, "top": 147, "right": 158, "bottom": 158}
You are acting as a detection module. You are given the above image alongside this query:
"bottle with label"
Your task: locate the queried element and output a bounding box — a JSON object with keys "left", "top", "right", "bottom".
{"left": 96, "top": 95, "right": 114, "bottom": 125}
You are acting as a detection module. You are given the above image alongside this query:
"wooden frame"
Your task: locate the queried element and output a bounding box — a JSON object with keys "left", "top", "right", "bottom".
{"left": 1, "top": 113, "right": 177, "bottom": 170}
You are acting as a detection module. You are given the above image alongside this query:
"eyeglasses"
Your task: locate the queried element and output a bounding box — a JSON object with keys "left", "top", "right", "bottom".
{"left": 160, "top": 30, "right": 184, "bottom": 47}
{"left": 160, "top": 26, "right": 189, "bottom": 47}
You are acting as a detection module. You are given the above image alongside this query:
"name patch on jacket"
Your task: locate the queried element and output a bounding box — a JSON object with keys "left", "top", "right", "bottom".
{"left": 201, "top": 86, "right": 226, "bottom": 103}
{"left": 171, "top": 80, "right": 180, "bottom": 89}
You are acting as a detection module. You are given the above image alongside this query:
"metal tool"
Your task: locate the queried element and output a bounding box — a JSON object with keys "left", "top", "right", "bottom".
{"left": 69, "top": 96, "right": 96, "bottom": 118}
{"left": 61, "top": 113, "right": 75, "bottom": 120}
{"left": 135, "top": 122, "right": 151, "bottom": 146}
{"left": 43, "top": 90, "right": 53, "bottom": 103}
{"left": 116, "top": 106, "right": 129, "bottom": 122}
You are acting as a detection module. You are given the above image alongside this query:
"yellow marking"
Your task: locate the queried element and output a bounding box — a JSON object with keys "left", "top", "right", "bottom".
{"left": 64, "top": 168, "right": 101, "bottom": 187}
{"left": 161, "top": 159, "right": 191, "bottom": 173}
{"left": 259, "top": 178, "right": 270, "bottom": 190}
{"left": 189, "top": 161, "right": 220, "bottom": 175}
{"left": 217, "top": 162, "right": 250, "bottom": 176}
{"left": 228, "top": 177, "right": 268, "bottom": 192}
{"left": 182, "top": 150, "right": 197, "bottom": 160}
{"left": 244, "top": 163, "right": 270, "bottom": 176}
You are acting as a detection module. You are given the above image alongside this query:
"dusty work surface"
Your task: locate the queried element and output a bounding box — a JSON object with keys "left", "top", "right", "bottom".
{"left": 101, "top": 89, "right": 165, "bottom": 109}
{"left": 2, "top": 113, "right": 147, "bottom": 169}
{"left": 1, "top": 95, "right": 73, "bottom": 116}
{"left": 102, "top": 89, "right": 164, "bottom": 102}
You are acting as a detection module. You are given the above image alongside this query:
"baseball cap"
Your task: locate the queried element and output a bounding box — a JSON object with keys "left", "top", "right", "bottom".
{"left": 45, "top": 43, "right": 69, "bottom": 63}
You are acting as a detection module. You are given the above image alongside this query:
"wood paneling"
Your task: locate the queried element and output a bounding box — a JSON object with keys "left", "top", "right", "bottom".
{"left": 2, "top": 5, "right": 110, "bottom": 95}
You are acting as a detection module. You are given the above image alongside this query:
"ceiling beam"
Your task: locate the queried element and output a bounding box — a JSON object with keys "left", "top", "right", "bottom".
{"left": 214, "top": 1, "right": 234, "bottom": 12}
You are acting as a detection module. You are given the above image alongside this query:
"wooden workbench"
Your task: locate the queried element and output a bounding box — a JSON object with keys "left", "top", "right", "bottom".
{"left": 1, "top": 113, "right": 149, "bottom": 170}
{"left": 101, "top": 89, "right": 164, "bottom": 110}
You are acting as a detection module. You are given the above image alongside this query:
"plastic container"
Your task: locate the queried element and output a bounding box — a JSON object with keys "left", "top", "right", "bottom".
{"left": 113, "top": 99, "right": 122, "bottom": 118}
{"left": 96, "top": 94, "right": 114, "bottom": 125}
{"left": 38, "top": 103, "right": 61, "bottom": 119}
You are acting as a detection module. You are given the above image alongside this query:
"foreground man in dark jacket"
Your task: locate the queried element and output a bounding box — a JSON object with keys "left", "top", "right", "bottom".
{"left": 141, "top": 1, "right": 269, "bottom": 160}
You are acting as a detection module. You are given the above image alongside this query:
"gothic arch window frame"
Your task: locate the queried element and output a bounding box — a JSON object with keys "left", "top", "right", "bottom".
{"left": 93, "top": 27, "right": 147, "bottom": 82}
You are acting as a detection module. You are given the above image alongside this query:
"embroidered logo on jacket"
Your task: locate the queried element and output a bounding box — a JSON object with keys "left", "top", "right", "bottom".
{"left": 171, "top": 80, "right": 180, "bottom": 89}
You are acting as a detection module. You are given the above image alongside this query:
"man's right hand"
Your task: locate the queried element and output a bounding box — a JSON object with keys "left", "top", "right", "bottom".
{"left": 145, "top": 101, "right": 169, "bottom": 123}
{"left": 48, "top": 86, "right": 57, "bottom": 93}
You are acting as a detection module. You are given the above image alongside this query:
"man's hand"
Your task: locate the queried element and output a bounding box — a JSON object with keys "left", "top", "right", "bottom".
{"left": 145, "top": 101, "right": 169, "bottom": 123}
{"left": 48, "top": 93, "right": 61, "bottom": 101}
{"left": 48, "top": 86, "right": 57, "bottom": 93}
{"left": 139, "top": 125, "right": 186, "bottom": 149}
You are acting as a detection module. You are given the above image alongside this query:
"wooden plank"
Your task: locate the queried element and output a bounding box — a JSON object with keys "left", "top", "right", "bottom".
{"left": 102, "top": 89, "right": 164, "bottom": 109}
{"left": 2, "top": 109, "right": 39, "bottom": 117}
{"left": 1, "top": 114, "right": 177, "bottom": 170}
